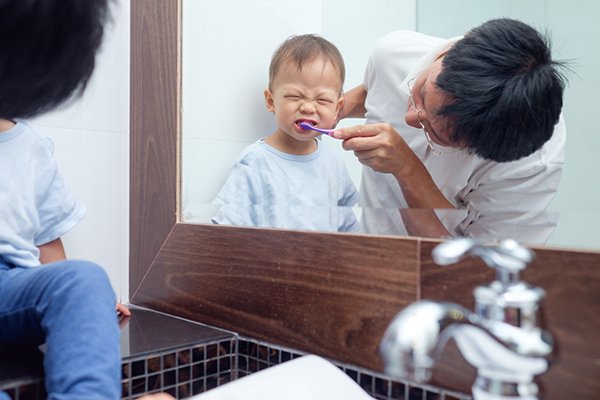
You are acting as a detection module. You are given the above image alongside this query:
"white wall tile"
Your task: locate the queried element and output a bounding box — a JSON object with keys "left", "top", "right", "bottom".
{"left": 83, "top": 5, "right": 126, "bottom": 134}
{"left": 27, "top": 0, "right": 130, "bottom": 300}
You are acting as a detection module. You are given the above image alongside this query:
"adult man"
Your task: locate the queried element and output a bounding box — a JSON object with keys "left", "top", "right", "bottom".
{"left": 334, "top": 18, "right": 567, "bottom": 244}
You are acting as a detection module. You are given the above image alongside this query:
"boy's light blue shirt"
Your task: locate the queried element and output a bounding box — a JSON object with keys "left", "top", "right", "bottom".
{"left": 0, "top": 121, "right": 86, "bottom": 267}
{"left": 212, "top": 139, "right": 359, "bottom": 233}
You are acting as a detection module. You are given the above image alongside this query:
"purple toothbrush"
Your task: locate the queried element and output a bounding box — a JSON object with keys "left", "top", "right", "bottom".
{"left": 299, "top": 122, "right": 335, "bottom": 137}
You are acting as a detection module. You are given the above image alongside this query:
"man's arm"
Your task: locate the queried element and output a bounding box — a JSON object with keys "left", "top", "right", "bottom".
{"left": 339, "top": 85, "right": 368, "bottom": 120}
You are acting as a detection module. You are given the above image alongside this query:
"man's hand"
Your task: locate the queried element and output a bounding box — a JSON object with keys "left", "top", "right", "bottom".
{"left": 332, "top": 123, "right": 415, "bottom": 178}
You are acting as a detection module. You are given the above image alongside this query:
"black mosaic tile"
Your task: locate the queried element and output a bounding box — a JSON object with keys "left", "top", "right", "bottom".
{"left": 375, "top": 377, "right": 389, "bottom": 396}
{"left": 258, "top": 344, "right": 269, "bottom": 361}
{"left": 192, "top": 362, "right": 205, "bottom": 379}
{"left": 178, "top": 366, "right": 191, "bottom": 382}
{"left": 178, "top": 382, "right": 191, "bottom": 398}
{"left": 147, "top": 373, "right": 161, "bottom": 391}
{"left": 164, "top": 386, "right": 176, "bottom": 397}
{"left": 132, "top": 359, "right": 145, "bottom": 377}
{"left": 408, "top": 385, "right": 424, "bottom": 400}
{"left": 219, "top": 356, "right": 231, "bottom": 371}
{"left": 248, "top": 342, "right": 258, "bottom": 358}
{"left": 131, "top": 377, "right": 146, "bottom": 395}
{"left": 269, "top": 348, "right": 280, "bottom": 364}
{"left": 163, "top": 370, "right": 176, "bottom": 387}
{"left": 192, "top": 346, "right": 205, "bottom": 362}
{"left": 248, "top": 358, "right": 258, "bottom": 373}
{"left": 121, "top": 380, "right": 130, "bottom": 398}
{"left": 359, "top": 373, "right": 374, "bottom": 393}
{"left": 345, "top": 368, "right": 358, "bottom": 382}
{"left": 206, "top": 359, "right": 218, "bottom": 376}
{"left": 122, "top": 362, "right": 130, "bottom": 379}
{"left": 259, "top": 361, "right": 269, "bottom": 371}
{"left": 206, "top": 375, "right": 218, "bottom": 391}
{"left": 425, "top": 390, "right": 442, "bottom": 400}
{"left": 146, "top": 355, "right": 161, "bottom": 374}
{"left": 192, "top": 378, "right": 205, "bottom": 395}
{"left": 391, "top": 381, "right": 406, "bottom": 399}
{"left": 206, "top": 343, "right": 218, "bottom": 359}
{"left": 238, "top": 340, "right": 248, "bottom": 356}
{"left": 238, "top": 355, "right": 247, "bottom": 371}
{"left": 219, "top": 371, "right": 232, "bottom": 385}
{"left": 219, "top": 340, "right": 231, "bottom": 355}
{"left": 178, "top": 349, "right": 191, "bottom": 366}
{"left": 163, "top": 353, "right": 176, "bottom": 369}
{"left": 445, "top": 395, "right": 462, "bottom": 400}
{"left": 281, "top": 350, "right": 292, "bottom": 363}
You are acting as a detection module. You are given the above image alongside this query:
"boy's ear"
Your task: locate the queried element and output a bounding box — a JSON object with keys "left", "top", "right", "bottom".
{"left": 264, "top": 89, "right": 275, "bottom": 112}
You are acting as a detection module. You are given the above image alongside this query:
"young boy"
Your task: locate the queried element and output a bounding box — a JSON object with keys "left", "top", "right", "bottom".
{"left": 212, "top": 34, "right": 359, "bottom": 233}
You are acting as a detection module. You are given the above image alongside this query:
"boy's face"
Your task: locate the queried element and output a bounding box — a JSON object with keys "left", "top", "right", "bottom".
{"left": 264, "top": 58, "right": 343, "bottom": 143}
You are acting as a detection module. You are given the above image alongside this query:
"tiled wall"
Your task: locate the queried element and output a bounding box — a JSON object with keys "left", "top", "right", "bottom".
{"left": 121, "top": 338, "right": 236, "bottom": 399}
{"left": 236, "top": 337, "right": 472, "bottom": 400}
{"left": 1, "top": 337, "right": 471, "bottom": 400}
{"left": 27, "top": 0, "right": 131, "bottom": 303}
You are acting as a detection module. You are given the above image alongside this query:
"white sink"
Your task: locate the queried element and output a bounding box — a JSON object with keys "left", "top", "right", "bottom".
{"left": 190, "top": 355, "right": 374, "bottom": 400}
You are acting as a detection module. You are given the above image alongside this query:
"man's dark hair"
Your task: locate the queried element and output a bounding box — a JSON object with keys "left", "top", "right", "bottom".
{"left": 436, "top": 18, "right": 567, "bottom": 162}
{"left": 0, "top": 0, "right": 112, "bottom": 119}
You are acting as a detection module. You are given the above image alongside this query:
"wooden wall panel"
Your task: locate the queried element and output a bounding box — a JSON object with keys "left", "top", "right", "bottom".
{"left": 131, "top": 224, "right": 420, "bottom": 372}
{"left": 130, "top": 0, "right": 179, "bottom": 294}
{"left": 420, "top": 240, "right": 600, "bottom": 399}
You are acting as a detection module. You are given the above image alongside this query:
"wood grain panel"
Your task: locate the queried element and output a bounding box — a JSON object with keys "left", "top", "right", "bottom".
{"left": 131, "top": 223, "right": 420, "bottom": 372}
{"left": 420, "top": 239, "right": 600, "bottom": 399}
{"left": 130, "top": 0, "right": 179, "bottom": 294}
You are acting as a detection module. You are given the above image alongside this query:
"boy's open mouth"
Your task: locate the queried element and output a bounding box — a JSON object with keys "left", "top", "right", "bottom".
{"left": 295, "top": 119, "right": 317, "bottom": 131}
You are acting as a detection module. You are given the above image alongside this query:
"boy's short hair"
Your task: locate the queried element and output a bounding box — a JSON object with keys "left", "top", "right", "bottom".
{"left": 268, "top": 34, "right": 345, "bottom": 92}
{"left": 0, "top": 0, "right": 112, "bottom": 119}
{"left": 436, "top": 18, "right": 567, "bottom": 162}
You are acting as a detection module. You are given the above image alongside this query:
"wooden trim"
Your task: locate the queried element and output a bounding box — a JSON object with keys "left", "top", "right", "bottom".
{"left": 132, "top": 223, "right": 421, "bottom": 373}
{"left": 130, "top": 0, "right": 179, "bottom": 295}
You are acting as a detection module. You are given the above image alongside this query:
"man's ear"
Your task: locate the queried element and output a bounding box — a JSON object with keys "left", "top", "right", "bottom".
{"left": 335, "top": 94, "right": 344, "bottom": 116}
{"left": 264, "top": 89, "right": 275, "bottom": 112}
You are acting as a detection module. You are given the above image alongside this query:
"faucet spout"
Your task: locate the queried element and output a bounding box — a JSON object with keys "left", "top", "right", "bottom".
{"left": 380, "top": 300, "right": 475, "bottom": 382}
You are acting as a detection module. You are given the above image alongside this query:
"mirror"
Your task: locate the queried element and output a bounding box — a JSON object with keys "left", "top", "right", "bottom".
{"left": 178, "top": 0, "right": 599, "bottom": 250}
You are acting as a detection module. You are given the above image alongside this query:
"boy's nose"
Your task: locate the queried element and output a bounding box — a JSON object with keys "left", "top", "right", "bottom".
{"left": 299, "top": 100, "right": 316, "bottom": 113}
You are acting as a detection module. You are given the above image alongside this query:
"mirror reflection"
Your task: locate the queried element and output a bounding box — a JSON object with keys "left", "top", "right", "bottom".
{"left": 182, "top": 0, "right": 600, "bottom": 250}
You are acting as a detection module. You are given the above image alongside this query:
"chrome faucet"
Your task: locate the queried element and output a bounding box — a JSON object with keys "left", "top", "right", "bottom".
{"left": 380, "top": 239, "right": 555, "bottom": 400}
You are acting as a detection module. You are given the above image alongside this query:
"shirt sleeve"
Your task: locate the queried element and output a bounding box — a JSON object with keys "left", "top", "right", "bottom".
{"left": 211, "top": 162, "right": 264, "bottom": 226}
{"left": 34, "top": 144, "right": 86, "bottom": 247}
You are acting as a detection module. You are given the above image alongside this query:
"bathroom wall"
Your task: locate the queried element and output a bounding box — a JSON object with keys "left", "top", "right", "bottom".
{"left": 28, "top": 0, "right": 131, "bottom": 302}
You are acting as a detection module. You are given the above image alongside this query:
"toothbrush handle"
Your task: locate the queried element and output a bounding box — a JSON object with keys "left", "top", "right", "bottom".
{"left": 300, "top": 122, "right": 333, "bottom": 135}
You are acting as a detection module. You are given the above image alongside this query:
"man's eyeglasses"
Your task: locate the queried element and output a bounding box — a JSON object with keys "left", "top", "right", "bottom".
{"left": 407, "top": 76, "right": 463, "bottom": 156}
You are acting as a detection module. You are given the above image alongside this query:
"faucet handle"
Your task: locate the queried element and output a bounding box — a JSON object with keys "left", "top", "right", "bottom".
{"left": 432, "top": 238, "right": 535, "bottom": 285}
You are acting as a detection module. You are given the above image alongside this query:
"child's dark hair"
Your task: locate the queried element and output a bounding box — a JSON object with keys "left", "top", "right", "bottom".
{"left": 435, "top": 18, "right": 567, "bottom": 162}
{"left": 0, "top": 0, "right": 112, "bottom": 119}
{"left": 269, "top": 34, "right": 345, "bottom": 92}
